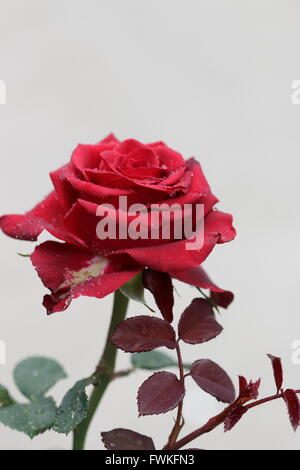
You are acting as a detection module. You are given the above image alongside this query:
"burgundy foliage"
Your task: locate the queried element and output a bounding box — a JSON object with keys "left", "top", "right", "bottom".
{"left": 238, "top": 376, "right": 261, "bottom": 403}
{"left": 111, "top": 316, "right": 176, "bottom": 352}
{"left": 142, "top": 269, "right": 174, "bottom": 322}
{"left": 178, "top": 298, "right": 223, "bottom": 344}
{"left": 283, "top": 389, "right": 300, "bottom": 431}
{"left": 137, "top": 372, "right": 185, "bottom": 416}
{"left": 267, "top": 354, "right": 283, "bottom": 394}
{"left": 190, "top": 359, "right": 235, "bottom": 403}
{"left": 108, "top": 287, "right": 300, "bottom": 450}
{"left": 101, "top": 428, "right": 155, "bottom": 450}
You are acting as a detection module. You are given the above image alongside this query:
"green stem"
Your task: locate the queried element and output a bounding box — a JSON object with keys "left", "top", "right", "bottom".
{"left": 72, "top": 289, "right": 129, "bottom": 450}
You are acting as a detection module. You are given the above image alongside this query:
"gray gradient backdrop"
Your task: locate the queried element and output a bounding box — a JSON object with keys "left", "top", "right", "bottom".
{"left": 0, "top": 0, "right": 300, "bottom": 450}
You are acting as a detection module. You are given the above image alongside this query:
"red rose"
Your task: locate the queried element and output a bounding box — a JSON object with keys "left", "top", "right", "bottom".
{"left": 0, "top": 135, "right": 235, "bottom": 314}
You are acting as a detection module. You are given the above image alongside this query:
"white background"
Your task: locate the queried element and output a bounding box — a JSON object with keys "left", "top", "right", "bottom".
{"left": 0, "top": 0, "right": 300, "bottom": 450}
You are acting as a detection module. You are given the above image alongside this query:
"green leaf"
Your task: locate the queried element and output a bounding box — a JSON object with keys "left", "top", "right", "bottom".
{"left": 0, "top": 397, "right": 56, "bottom": 438}
{"left": 14, "top": 357, "right": 67, "bottom": 400}
{"left": 53, "top": 379, "right": 89, "bottom": 434}
{"left": 131, "top": 350, "right": 178, "bottom": 370}
{"left": 0, "top": 385, "right": 15, "bottom": 406}
{"left": 120, "top": 273, "right": 154, "bottom": 311}
{"left": 131, "top": 350, "right": 192, "bottom": 370}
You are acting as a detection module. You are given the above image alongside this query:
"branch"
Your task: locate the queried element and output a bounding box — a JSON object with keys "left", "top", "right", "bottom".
{"left": 73, "top": 290, "right": 129, "bottom": 450}
{"left": 111, "top": 367, "right": 135, "bottom": 380}
{"left": 165, "top": 341, "right": 185, "bottom": 447}
{"left": 166, "top": 389, "right": 300, "bottom": 450}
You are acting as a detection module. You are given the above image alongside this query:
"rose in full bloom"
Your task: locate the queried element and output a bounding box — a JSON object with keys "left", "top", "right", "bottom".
{"left": 0, "top": 135, "right": 235, "bottom": 314}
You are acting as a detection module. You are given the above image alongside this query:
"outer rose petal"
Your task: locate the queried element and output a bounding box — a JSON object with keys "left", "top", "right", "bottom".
{"left": 170, "top": 265, "right": 234, "bottom": 308}
{"left": 30, "top": 241, "right": 141, "bottom": 314}
{"left": 0, "top": 192, "right": 83, "bottom": 246}
{"left": 50, "top": 163, "right": 79, "bottom": 211}
{"left": 115, "top": 210, "right": 236, "bottom": 272}
{"left": 184, "top": 158, "right": 211, "bottom": 196}
{"left": 64, "top": 198, "right": 209, "bottom": 254}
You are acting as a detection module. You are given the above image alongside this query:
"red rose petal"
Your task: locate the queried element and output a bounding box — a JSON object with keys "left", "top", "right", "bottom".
{"left": 0, "top": 192, "right": 82, "bottom": 246}
{"left": 116, "top": 210, "right": 236, "bottom": 272}
{"left": 30, "top": 241, "right": 140, "bottom": 314}
{"left": 71, "top": 138, "right": 118, "bottom": 176}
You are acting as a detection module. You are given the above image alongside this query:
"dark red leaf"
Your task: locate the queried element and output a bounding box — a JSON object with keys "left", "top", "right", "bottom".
{"left": 142, "top": 269, "right": 174, "bottom": 322}
{"left": 178, "top": 298, "right": 223, "bottom": 344}
{"left": 210, "top": 291, "right": 234, "bottom": 309}
{"left": 137, "top": 371, "right": 185, "bottom": 416}
{"left": 111, "top": 315, "right": 176, "bottom": 352}
{"left": 224, "top": 405, "right": 248, "bottom": 431}
{"left": 267, "top": 354, "right": 283, "bottom": 394}
{"left": 238, "top": 377, "right": 260, "bottom": 403}
{"left": 190, "top": 359, "right": 235, "bottom": 403}
{"left": 238, "top": 376, "right": 248, "bottom": 395}
{"left": 101, "top": 428, "right": 155, "bottom": 450}
{"left": 171, "top": 266, "right": 234, "bottom": 309}
{"left": 283, "top": 389, "right": 300, "bottom": 431}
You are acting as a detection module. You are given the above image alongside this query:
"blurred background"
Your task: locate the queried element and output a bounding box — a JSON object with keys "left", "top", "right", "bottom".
{"left": 0, "top": 0, "right": 300, "bottom": 450}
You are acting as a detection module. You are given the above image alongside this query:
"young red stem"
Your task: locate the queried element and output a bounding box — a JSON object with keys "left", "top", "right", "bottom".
{"left": 166, "top": 389, "right": 300, "bottom": 450}
{"left": 166, "top": 341, "right": 185, "bottom": 447}
{"left": 246, "top": 389, "right": 300, "bottom": 410}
